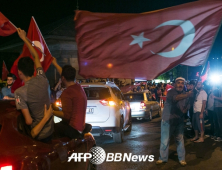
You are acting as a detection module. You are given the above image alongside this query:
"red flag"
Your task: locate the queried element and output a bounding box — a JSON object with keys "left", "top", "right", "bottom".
{"left": 75, "top": 1, "right": 222, "bottom": 79}
{"left": 201, "top": 61, "right": 210, "bottom": 82}
{"left": 2, "top": 61, "right": 9, "bottom": 81}
{"left": 11, "top": 17, "right": 53, "bottom": 93}
{"left": 166, "top": 84, "right": 174, "bottom": 94}
{"left": 0, "top": 12, "right": 16, "bottom": 36}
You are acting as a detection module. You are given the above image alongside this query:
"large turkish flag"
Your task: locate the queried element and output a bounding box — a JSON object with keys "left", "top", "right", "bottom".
{"left": 0, "top": 12, "right": 16, "bottom": 36}
{"left": 75, "top": 1, "right": 222, "bottom": 80}
{"left": 11, "top": 17, "right": 53, "bottom": 93}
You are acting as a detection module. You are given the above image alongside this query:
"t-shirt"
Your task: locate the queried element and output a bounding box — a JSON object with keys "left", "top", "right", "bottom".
{"left": 193, "top": 90, "right": 207, "bottom": 113}
{"left": 207, "top": 92, "right": 214, "bottom": 111}
{"left": 15, "top": 67, "right": 54, "bottom": 140}
{"left": 2, "top": 86, "right": 14, "bottom": 98}
{"left": 214, "top": 87, "right": 222, "bottom": 108}
{"left": 162, "top": 88, "right": 189, "bottom": 124}
{"left": 61, "top": 83, "right": 87, "bottom": 132}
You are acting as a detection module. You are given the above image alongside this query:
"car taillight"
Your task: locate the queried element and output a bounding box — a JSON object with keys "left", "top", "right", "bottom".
{"left": 100, "top": 99, "right": 116, "bottom": 106}
{"left": 140, "top": 102, "right": 146, "bottom": 109}
{"left": 55, "top": 99, "right": 62, "bottom": 107}
{"left": 1, "top": 165, "right": 13, "bottom": 170}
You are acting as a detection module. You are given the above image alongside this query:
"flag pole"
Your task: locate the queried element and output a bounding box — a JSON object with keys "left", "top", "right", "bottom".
{"left": 9, "top": 20, "right": 46, "bottom": 56}
{"left": 32, "top": 16, "right": 52, "bottom": 55}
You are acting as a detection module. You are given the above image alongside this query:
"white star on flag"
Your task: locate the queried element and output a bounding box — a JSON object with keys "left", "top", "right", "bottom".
{"left": 129, "top": 32, "right": 150, "bottom": 48}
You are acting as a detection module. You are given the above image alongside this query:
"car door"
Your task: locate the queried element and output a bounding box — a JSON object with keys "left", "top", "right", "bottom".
{"left": 146, "top": 92, "right": 158, "bottom": 115}
{"left": 111, "top": 87, "right": 127, "bottom": 127}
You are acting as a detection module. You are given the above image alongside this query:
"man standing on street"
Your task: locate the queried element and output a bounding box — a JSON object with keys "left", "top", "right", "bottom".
{"left": 213, "top": 82, "right": 222, "bottom": 142}
{"left": 190, "top": 81, "right": 207, "bottom": 143}
{"left": 156, "top": 77, "right": 193, "bottom": 166}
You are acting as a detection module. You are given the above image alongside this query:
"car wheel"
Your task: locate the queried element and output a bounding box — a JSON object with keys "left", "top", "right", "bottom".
{"left": 126, "top": 111, "right": 132, "bottom": 132}
{"left": 149, "top": 111, "right": 152, "bottom": 120}
{"left": 87, "top": 161, "right": 97, "bottom": 170}
{"left": 113, "top": 117, "right": 124, "bottom": 143}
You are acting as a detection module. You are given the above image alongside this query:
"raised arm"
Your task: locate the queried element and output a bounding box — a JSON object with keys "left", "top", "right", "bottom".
{"left": 174, "top": 90, "right": 193, "bottom": 102}
{"left": 17, "top": 28, "right": 42, "bottom": 69}
{"left": 52, "top": 57, "right": 62, "bottom": 75}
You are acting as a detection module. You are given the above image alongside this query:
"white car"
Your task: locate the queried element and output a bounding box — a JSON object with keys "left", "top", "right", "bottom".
{"left": 124, "top": 92, "right": 161, "bottom": 120}
{"left": 81, "top": 82, "right": 132, "bottom": 143}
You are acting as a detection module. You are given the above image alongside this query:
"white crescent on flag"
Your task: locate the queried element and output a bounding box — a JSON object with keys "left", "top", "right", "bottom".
{"left": 32, "top": 41, "right": 44, "bottom": 62}
{"left": 151, "top": 20, "right": 195, "bottom": 58}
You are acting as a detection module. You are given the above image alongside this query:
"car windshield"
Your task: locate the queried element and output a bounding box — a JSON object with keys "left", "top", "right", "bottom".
{"left": 124, "top": 94, "right": 144, "bottom": 101}
{"left": 83, "top": 87, "right": 111, "bottom": 100}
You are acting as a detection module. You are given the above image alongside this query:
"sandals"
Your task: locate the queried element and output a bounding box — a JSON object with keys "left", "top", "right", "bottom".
{"left": 194, "top": 139, "right": 204, "bottom": 143}
{"left": 190, "top": 138, "right": 198, "bottom": 142}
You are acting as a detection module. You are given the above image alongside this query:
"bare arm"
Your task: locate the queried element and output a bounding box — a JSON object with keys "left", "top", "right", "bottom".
{"left": 201, "top": 100, "right": 207, "bottom": 114}
{"left": 52, "top": 57, "right": 62, "bottom": 75}
{"left": 174, "top": 91, "right": 193, "bottom": 101}
{"left": 31, "top": 105, "right": 53, "bottom": 138}
{"left": 54, "top": 79, "right": 62, "bottom": 91}
{"left": 214, "top": 96, "right": 222, "bottom": 101}
{"left": 199, "top": 100, "right": 207, "bottom": 119}
{"left": 17, "top": 28, "right": 42, "bottom": 69}
{"left": 21, "top": 109, "right": 33, "bottom": 125}
{"left": 53, "top": 110, "right": 65, "bottom": 118}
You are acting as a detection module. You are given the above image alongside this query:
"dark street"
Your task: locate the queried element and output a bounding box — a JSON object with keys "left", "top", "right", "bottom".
{"left": 95, "top": 116, "right": 222, "bottom": 170}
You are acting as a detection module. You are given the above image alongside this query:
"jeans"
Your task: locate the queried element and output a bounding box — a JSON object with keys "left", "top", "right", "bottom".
{"left": 53, "top": 121, "right": 82, "bottom": 139}
{"left": 208, "top": 110, "right": 215, "bottom": 136}
{"left": 215, "top": 107, "right": 222, "bottom": 137}
{"left": 159, "top": 119, "right": 185, "bottom": 162}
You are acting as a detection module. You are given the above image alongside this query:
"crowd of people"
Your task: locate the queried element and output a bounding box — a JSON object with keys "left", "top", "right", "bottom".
{"left": 0, "top": 28, "right": 88, "bottom": 143}
{"left": 155, "top": 77, "right": 222, "bottom": 166}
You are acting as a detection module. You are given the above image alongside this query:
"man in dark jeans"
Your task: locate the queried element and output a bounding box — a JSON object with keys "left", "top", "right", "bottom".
{"left": 51, "top": 58, "right": 87, "bottom": 139}
{"left": 213, "top": 85, "right": 222, "bottom": 142}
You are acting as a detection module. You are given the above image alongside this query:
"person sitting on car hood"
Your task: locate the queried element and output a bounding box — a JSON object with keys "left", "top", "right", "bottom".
{"left": 51, "top": 57, "right": 87, "bottom": 139}
{"left": 14, "top": 28, "right": 53, "bottom": 143}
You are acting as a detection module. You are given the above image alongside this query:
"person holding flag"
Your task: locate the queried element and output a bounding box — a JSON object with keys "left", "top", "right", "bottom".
{"left": 14, "top": 28, "right": 53, "bottom": 143}
{"left": 156, "top": 77, "right": 193, "bottom": 166}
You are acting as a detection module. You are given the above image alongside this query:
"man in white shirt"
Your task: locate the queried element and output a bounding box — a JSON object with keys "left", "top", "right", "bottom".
{"left": 191, "top": 81, "right": 207, "bottom": 143}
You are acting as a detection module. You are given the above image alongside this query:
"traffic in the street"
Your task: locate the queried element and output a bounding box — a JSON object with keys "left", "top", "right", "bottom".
{"left": 1, "top": 0, "right": 222, "bottom": 170}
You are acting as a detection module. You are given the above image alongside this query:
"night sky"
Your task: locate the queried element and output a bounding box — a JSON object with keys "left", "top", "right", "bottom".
{"left": 0, "top": 0, "right": 222, "bottom": 78}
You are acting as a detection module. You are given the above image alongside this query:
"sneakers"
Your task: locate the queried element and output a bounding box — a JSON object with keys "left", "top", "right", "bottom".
{"left": 179, "top": 161, "right": 187, "bottom": 166}
{"left": 156, "top": 160, "right": 187, "bottom": 166}
{"left": 215, "top": 137, "right": 222, "bottom": 142}
{"left": 156, "top": 160, "right": 167, "bottom": 165}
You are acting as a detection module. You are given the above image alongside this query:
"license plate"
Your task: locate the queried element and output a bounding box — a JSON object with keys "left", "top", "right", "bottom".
{"left": 86, "top": 108, "right": 94, "bottom": 114}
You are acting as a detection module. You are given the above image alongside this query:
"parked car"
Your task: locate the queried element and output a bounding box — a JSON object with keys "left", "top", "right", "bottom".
{"left": 56, "top": 82, "right": 132, "bottom": 143}
{"left": 0, "top": 100, "right": 96, "bottom": 170}
{"left": 123, "top": 92, "right": 161, "bottom": 120}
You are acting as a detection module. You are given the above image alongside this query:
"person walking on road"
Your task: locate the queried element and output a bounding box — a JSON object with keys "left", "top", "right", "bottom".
{"left": 156, "top": 77, "right": 193, "bottom": 167}
{"left": 190, "top": 81, "right": 207, "bottom": 143}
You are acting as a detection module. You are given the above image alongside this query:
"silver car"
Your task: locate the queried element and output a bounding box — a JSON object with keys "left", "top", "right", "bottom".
{"left": 124, "top": 92, "right": 161, "bottom": 120}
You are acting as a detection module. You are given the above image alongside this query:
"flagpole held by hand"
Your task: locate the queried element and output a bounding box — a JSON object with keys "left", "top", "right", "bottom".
{"left": 16, "top": 27, "right": 46, "bottom": 56}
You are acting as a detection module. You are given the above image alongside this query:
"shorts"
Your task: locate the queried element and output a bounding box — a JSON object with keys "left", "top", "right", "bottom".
{"left": 192, "top": 112, "right": 205, "bottom": 132}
